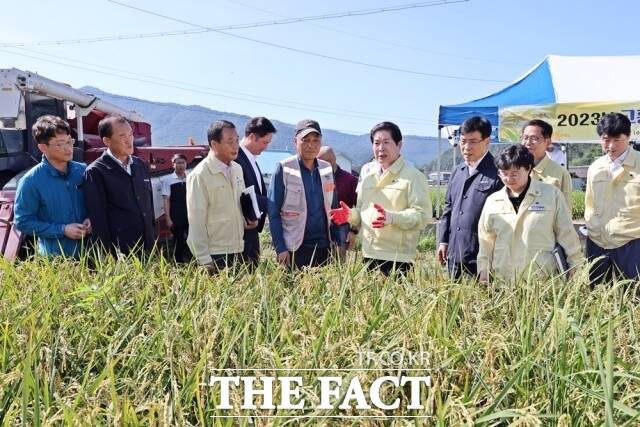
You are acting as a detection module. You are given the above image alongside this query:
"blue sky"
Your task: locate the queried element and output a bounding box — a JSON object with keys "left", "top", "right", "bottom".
{"left": 1, "top": 0, "right": 636, "bottom": 136}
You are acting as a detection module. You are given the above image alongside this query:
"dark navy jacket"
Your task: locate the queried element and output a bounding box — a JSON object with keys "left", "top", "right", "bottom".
{"left": 235, "top": 148, "right": 268, "bottom": 233}
{"left": 84, "top": 152, "right": 155, "bottom": 255}
{"left": 438, "top": 152, "right": 503, "bottom": 264}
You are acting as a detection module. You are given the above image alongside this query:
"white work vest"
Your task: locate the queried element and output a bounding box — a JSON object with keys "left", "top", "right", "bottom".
{"left": 280, "top": 156, "right": 335, "bottom": 251}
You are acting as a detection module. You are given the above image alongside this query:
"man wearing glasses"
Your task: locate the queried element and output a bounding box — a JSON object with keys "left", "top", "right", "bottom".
{"left": 268, "top": 119, "right": 336, "bottom": 269}
{"left": 521, "top": 119, "right": 572, "bottom": 208}
{"left": 14, "top": 115, "right": 91, "bottom": 257}
{"left": 437, "top": 116, "right": 503, "bottom": 279}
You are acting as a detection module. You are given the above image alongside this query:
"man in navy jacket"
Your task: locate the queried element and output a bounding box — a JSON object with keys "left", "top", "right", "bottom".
{"left": 437, "top": 116, "right": 503, "bottom": 279}
{"left": 84, "top": 115, "right": 155, "bottom": 256}
{"left": 235, "top": 117, "right": 277, "bottom": 264}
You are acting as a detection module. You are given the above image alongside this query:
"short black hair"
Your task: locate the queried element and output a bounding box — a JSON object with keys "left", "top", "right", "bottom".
{"left": 523, "top": 119, "right": 553, "bottom": 139}
{"left": 495, "top": 144, "right": 534, "bottom": 171}
{"left": 597, "top": 113, "right": 631, "bottom": 137}
{"left": 370, "top": 121, "right": 402, "bottom": 144}
{"left": 245, "top": 117, "right": 277, "bottom": 137}
{"left": 460, "top": 116, "right": 492, "bottom": 139}
{"left": 32, "top": 115, "right": 71, "bottom": 144}
{"left": 98, "top": 115, "right": 129, "bottom": 139}
{"left": 207, "top": 120, "right": 236, "bottom": 144}
{"left": 172, "top": 154, "right": 187, "bottom": 162}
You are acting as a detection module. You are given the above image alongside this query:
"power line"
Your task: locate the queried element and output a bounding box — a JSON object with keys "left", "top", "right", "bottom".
{"left": 0, "top": 0, "right": 466, "bottom": 48}
{"left": 101, "top": 0, "right": 507, "bottom": 83}
{"left": 90, "top": 93, "right": 374, "bottom": 136}
{"left": 226, "top": 0, "right": 527, "bottom": 66}
{"left": 0, "top": 47, "right": 438, "bottom": 127}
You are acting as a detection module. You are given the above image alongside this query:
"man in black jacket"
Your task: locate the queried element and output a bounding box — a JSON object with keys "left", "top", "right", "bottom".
{"left": 84, "top": 115, "right": 155, "bottom": 256}
{"left": 162, "top": 154, "right": 191, "bottom": 263}
{"left": 235, "top": 117, "right": 277, "bottom": 264}
{"left": 437, "top": 116, "right": 503, "bottom": 279}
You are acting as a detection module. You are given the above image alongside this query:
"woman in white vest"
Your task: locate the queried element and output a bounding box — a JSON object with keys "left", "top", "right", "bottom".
{"left": 331, "top": 122, "right": 432, "bottom": 275}
{"left": 477, "top": 145, "right": 584, "bottom": 282}
{"left": 267, "top": 119, "right": 336, "bottom": 269}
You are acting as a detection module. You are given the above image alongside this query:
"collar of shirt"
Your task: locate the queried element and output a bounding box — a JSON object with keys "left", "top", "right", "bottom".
{"left": 297, "top": 155, "right": 318, "bottom": 172}
{"left": 533, "top": 154, "right": 551, "bottom": 174}
{"left": 608, "top": 147, "right": 631, "bottom": 174}
{"left": 211, "top": 154, "right": 232, "bottom": 180}
{"left": 171, "top": 171, "right": 187, "bottom": 181}
{"left": 42, "top": 155, "right": 70, "bottom": 177}
{"left": 241, "top": 144, "right": 257, "bottom": 163}
{"left": 378, "top": 156, "right": 405, "bottom": 178}
{"left": 466, "top": 150, "right": 489, "bottom": 175}
{"left": 106, "top": 149, "right": 132, "bottom": 174}
{"left": 507, "top": 178, "right": 531, "bottom": 213}
{"left": 241, "top": 144, "right": 264, "bottom": 191}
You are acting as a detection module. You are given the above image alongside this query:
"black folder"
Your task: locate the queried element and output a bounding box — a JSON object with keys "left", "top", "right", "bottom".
{"left": 553, "top": 243, "right": 569, "bottom": 274}
{"left": 240, "top": 186, "right": 261, "bottom": 222}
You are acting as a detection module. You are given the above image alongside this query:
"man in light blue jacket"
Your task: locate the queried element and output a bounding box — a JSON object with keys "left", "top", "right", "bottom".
{"left": 14, "top": 115, "right": 91, "bottom": 257}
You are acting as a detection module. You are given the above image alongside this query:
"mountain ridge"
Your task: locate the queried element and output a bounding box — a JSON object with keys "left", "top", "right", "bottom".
{"left": 81, "top": 86, "right": 441, "bottom": 168}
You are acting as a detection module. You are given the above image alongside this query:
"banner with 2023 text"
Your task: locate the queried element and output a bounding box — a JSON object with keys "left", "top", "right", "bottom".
{"left": 498, "top": 101, "right": 640, "bottom": 142}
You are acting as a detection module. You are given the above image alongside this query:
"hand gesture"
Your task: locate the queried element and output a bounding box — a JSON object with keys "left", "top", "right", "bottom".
{"left": 371, "top": 203, "right": 388, "bottom": 229}
{"left": 436, "top": 243, "right": 448, "bottom": 266}
{"left": 277, "top": 251, "right": 290, "bottom": 266}
{"left": 245, "top": 219, "right": 259, "bottom": 230}
{"left": 64, "top": 223, "right": 89, "bottom": 240}
{"left": 82, "top": 218, "right": 92, "bottom": 234}
{"left": 329, "top": 201, "right": 351, "bottom": 225}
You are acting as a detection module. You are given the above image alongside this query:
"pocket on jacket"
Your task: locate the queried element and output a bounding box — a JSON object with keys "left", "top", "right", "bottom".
{"left": 528, "top": 249, "right": 556, "bottom": 272}
{"left": 383, "top": 184, "right": 407, "bottom": 208}
{"left": 369, "top": 226, "right": 403, "bottom": 252}
{"left": 524, "top": 210, "right": 551, "bottom": 233}
{"left": 623, "top": 177, "right": 640, "bottom": 202}
{"left": 284, "top": 184, "right": 303, "bottom": 208}
{"left": 475, "top": 183, "right": 494, "bottom": 193}
{"left": 207, "top": 217, "right": 231, "bottom": 237}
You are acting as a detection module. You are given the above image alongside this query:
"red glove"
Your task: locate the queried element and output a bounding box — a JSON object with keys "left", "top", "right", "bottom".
{"left": 329, "top": 201, "right": 351, "bottom": 225}
{"left": 371, "top": 203, "right": 387, "bottom": 228}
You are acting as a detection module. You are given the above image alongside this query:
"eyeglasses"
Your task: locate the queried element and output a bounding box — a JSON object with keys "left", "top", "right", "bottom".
{"left": 521, "top": 135, "right": 543, "bottom": 143}
{"left": 498, "top": 169, "right": 529, "bottom": 179}
{"left": 48, "top": 138, "right": 75, "bottom": 149}
{"left": 459, "top": 138, "right": 485, "bottom": 146}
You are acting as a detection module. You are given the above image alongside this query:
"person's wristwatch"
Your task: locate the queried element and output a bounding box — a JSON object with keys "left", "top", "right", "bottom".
{"left": 350, "top": 227, "right": 359, "bottom": 235}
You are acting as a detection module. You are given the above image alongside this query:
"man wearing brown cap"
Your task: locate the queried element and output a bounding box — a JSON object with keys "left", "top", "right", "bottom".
{"left": 267, "top": 119, "right": 337, "bottom": 269}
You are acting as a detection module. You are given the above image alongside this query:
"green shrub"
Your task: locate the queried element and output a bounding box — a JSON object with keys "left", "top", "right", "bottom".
{"left": 417, "top": 233, "right": 436, "bottom": 252}
{"left": 572, "top": 191, "right": 585, "bottom": 219}
{"left": 430, "top": 187, "right": 446, "bottom": 217}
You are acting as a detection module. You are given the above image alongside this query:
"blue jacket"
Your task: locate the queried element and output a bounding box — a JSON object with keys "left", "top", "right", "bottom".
{"left": 14, "top": 157, "right": 87, "bottom": 257}
{"left": 438, "top": 152, "right": 503, "bottom": 264}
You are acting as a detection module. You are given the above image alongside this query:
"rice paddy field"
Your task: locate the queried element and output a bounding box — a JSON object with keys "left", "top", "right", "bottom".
{"left": 1, "top": 247, "right": 639, "bottom": 426}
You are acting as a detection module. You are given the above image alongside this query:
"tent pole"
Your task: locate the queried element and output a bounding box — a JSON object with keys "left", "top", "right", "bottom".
{"left": 437, "top": 126, "right": 443, "bottom": 218}
{"left": 452, "top": 137, "right": 457, "bottom": 169}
